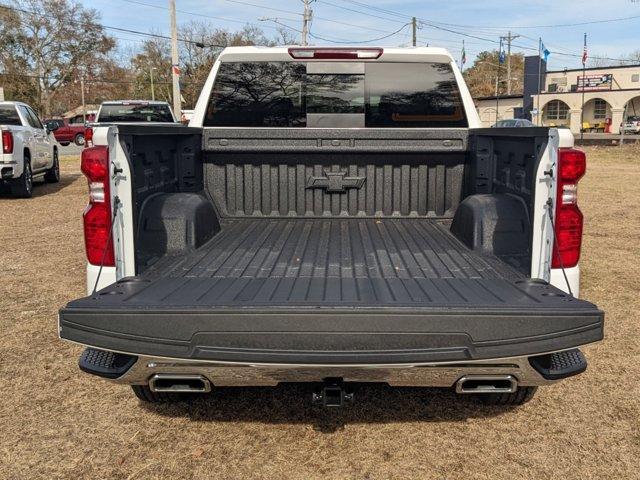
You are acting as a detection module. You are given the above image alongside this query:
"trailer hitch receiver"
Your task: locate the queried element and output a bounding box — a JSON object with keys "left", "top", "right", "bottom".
{"left": 312, "top": 378, "right": 354, "bottom": 407}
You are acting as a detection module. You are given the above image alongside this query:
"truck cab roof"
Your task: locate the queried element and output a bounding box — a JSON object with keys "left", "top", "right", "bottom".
{"left": 216, "top": 45, "right": 455, "bottom": 63}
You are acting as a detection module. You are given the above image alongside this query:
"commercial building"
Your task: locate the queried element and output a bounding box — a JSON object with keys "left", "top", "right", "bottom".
{"left": 474, "top": 56, "right": 640, "bottom": 134}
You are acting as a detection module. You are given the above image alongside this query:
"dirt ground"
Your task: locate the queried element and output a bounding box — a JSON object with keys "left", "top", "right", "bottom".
{"left": 0, "top": 146, "right": 638, "bottom": 479}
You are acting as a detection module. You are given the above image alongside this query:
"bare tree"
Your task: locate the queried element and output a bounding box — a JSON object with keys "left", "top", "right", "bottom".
{"left": 463, "top": 50, "right": 525, "bottom": 98}
{"left": 1, "top": 0, "right": 114, "bottom": 115}
{"left": 130, "top": 37, "right": 173, "bottom": 103}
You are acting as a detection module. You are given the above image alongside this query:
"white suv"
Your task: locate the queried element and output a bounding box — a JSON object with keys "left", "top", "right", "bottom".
{"left": 622, "top": 116, "right": 640, "bottom": 134}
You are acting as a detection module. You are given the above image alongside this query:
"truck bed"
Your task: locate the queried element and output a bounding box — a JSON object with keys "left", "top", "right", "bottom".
{"left": 140, "top": 218, "right": 522, "bottom": 307}
{"left": 59, "top": 218, "right": 603, "bottom": 364}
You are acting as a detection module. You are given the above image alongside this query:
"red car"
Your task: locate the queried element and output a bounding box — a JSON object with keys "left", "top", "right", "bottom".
{"left": 44, "top": 118, "right": 86, "bottom": 146}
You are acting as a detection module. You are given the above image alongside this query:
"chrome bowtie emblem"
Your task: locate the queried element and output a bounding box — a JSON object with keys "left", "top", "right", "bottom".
{"left": 306, "top": 171, "right": 366, "bottom": 193}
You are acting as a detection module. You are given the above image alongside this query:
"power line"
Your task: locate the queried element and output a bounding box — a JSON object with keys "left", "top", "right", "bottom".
{"left": 341, "top": 0, "right": 640, "bottom": 30}
{"left": 111, "top": 0, "right": 403, "bottom": 40}
{"left": 109, "top": 0, "right": 300, "bottom": 28}
{"left": 324, "top": 0, "right": 638, "bottom": 64}
{"left": 309, "top": 23, "right": 410, "bottom": 44}
{"left": 0, "top": 71, "right": 194, "bottom": 85}
{"left": 218, "top": 0, "right": 303, "bottom": 16}
{"left": 259, "top": 13, "right": 410, "bottom": 45}
{"left": 463, "top": 13, "right": 640, "bottom": 29}
{"left": 316, "top": 0, "right": 407, "bottom": 24}
{"left": 0, "top": 3, "right": 225, "bottom": 48}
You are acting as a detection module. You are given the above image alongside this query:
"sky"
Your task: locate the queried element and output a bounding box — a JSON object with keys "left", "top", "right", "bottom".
{"left": 80, "top": 0, "right": 640, "bottom": 71}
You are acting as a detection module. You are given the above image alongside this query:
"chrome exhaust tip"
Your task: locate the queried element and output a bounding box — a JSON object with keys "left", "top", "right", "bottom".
{"left": 455, "top": 375, "right": 518, "bottom": 394}
{"left": 149, "top": 374, "right": 211, "bottom": 393}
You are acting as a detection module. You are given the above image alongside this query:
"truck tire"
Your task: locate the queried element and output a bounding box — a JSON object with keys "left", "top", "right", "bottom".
{"left": 74, "top": 133, "right": 85, "bottom": 146}
{"left": 475, "top": 386, "right": 538, "bottom": 406}
{"left": 59, "top": 142, "right": 70, "bottom": 147}
{"left": 12, "top": 154, "right": 33, "bottom": 198}
{"left": 44, "top": 149, "right": 60, "bottom": 183}
{"left": 130, "top": 385, "right": 191, "bottom": 403}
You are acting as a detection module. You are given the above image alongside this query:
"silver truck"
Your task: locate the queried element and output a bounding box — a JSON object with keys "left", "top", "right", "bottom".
{"left": 1, "top": 101, "right": 60, "bottom": 197}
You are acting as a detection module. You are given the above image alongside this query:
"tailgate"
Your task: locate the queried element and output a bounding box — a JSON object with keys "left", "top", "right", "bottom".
{"left": 59, "top": 277, "right": 603, "bottom": 364}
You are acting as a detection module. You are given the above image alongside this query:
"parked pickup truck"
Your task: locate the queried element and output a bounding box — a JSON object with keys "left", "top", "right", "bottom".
{"left": 44, "top": 117, "right": 86, "bottom": 147}
{"left": 1, "top": 101, "right": 60, "bottom": 197}
{"left": 59, "top": 47, "right": 604, "bottom": 407}
{"left": 84, "top": 100, "right": 178, "bottom": 147}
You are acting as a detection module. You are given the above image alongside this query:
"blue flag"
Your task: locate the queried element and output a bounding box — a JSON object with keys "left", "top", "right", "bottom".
{"left": 499, "top": 38, "right": 506, "bottom": 64}
{"left": 541, "top": 42, "right": 551, "bottom": 62}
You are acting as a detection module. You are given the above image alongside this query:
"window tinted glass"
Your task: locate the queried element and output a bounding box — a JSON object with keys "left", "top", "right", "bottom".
{"left": 0, "top": 105, "right": 22, "bottom": 126}
{"left": 18, "top": 106, "right": 38, "bottom": 128}
{"left": 98, "top": 104, "right": 174, "bottom": 122}
{"left": 365, "top": 63, "right": 466, "bottom": 127}
{"left": 27, "top": 108, "right": 44, "bottom": 129}
{"left": 204, "top": 62, "right": 467, "bottom": 128}
{"left": 205, "top": 62, "right": 306, "bottom": 127}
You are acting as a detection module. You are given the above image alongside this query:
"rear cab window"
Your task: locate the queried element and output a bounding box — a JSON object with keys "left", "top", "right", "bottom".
{"left": 98, "top": 103, "right": 175, "bottom": 123}
{"left": 204, "top": 61, "right": 467, "bottom": 128}
{"left": 0, "top": 105, "right": 22, "bottom": 126}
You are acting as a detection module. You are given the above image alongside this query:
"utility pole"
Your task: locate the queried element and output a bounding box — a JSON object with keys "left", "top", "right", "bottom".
{"left": 620, "top": 101, "right": 628, "bottom": 146}
{"left": 536, "top": 37, "right": 542, "bottom": 126}
{"left": 495, "top": 75, "right": 500, "bottom": 124}
{"left": 301, "top": 0, "right": 313, "bottom": 46}
{"left": 412, "top": 17, "right": 417, "bottom": 47}
{"left": 504, "top": 31, "right": 520, "bottom": 95}
{"left": 80, "top": 71, "right": 86, "bottom": 124}
{"left": 150, "top": 66, "right": 156, "bottom": 101}
{"left": 580, "top": 33, "right": 587, "bottom": 143}
{"left": 169, "top": 0, "right": 181, "bottom": 119}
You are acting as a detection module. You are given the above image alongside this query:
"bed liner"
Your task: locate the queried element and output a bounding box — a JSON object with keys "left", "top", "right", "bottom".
{"left": 59, "top": 218, "right": 604, "bottom": 364}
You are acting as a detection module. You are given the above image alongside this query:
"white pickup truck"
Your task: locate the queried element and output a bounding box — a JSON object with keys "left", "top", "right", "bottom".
{"left": 59, "top": 47, "right": 603, "bottom": 407}
{"left": 1, "top": 101, "right": 60, "bottom": 197}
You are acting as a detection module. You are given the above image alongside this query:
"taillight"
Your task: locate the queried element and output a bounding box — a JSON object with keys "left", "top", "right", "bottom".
{"left": 84, "top": 127, "right": 93, "bottom": 147}
{"left": 2, "top": 131, "right": 13, "bottom": 154}
{"left": 552, "top": 148, "right": 586, "bottom": 269}
{"left": 81, "top": 146, "right": 114, "bottom": 266}
{"left": 288, "top": 47, "right": 383, "bottom": 59}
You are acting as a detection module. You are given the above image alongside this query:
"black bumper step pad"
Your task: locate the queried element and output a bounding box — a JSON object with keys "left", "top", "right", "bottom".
{"left": 529, "top": 349, "right": 587, "bottom": 380}
{"left": 78, "top": 347, "right": 137, "bottom": 379}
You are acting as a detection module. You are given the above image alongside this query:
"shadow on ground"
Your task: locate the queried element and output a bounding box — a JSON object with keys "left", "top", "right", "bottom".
{"left": 0, "top": 173, "right": 81, "bottom": 199}
{"left": 141, "top": 383, "right": 523, "bottom": 432}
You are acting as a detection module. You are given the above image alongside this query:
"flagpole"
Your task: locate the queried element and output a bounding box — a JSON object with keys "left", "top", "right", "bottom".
{"left": 496, "top": 37, "right": 503, "bottom": 124}
{"left": 580, "top": 33, "right": 587, "bottom": 143}
{"left": 537, "top": 38, "right": 542, "bottom": 126}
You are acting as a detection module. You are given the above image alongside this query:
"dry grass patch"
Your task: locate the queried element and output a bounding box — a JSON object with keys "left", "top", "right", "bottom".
{"left": 0, "top": 147, "right": 638, "bottom": 479}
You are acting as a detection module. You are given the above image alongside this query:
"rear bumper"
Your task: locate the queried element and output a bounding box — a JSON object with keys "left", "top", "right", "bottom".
{"left": 74, "top": 346, "right": 589, "bottom": 387}
{"left": 59, "top": 306, "right": 604, "bottom": 365}
{"left": 0, "top": 159, "right": 20, "bottom": 179}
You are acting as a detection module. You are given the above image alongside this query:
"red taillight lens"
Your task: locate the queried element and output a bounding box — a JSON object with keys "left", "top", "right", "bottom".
{"left": 81, "top": 146, "right": 114, "bottom": 266}
{"left": 84, "top": 127, "right": 93, "bottom": 147}
{"left": 553, "top": 205, "right": 583, "bottom": 268}
{"left": 2, "top": 131, "right": 14, "bottom": 154}
{"left": 557, "top": 147, "right": 586, "bottom": 182}
{"left": 552, "top": 148, "right": 586, "bottom": 268}
{"left": 83, "top": 202, "right": 115, "bottom": 266}
{"left": 81, "top": 145, "right": 109, "bottom": 181}
{"left": 288, "top": 47, "right": 383, "bottom": 59}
